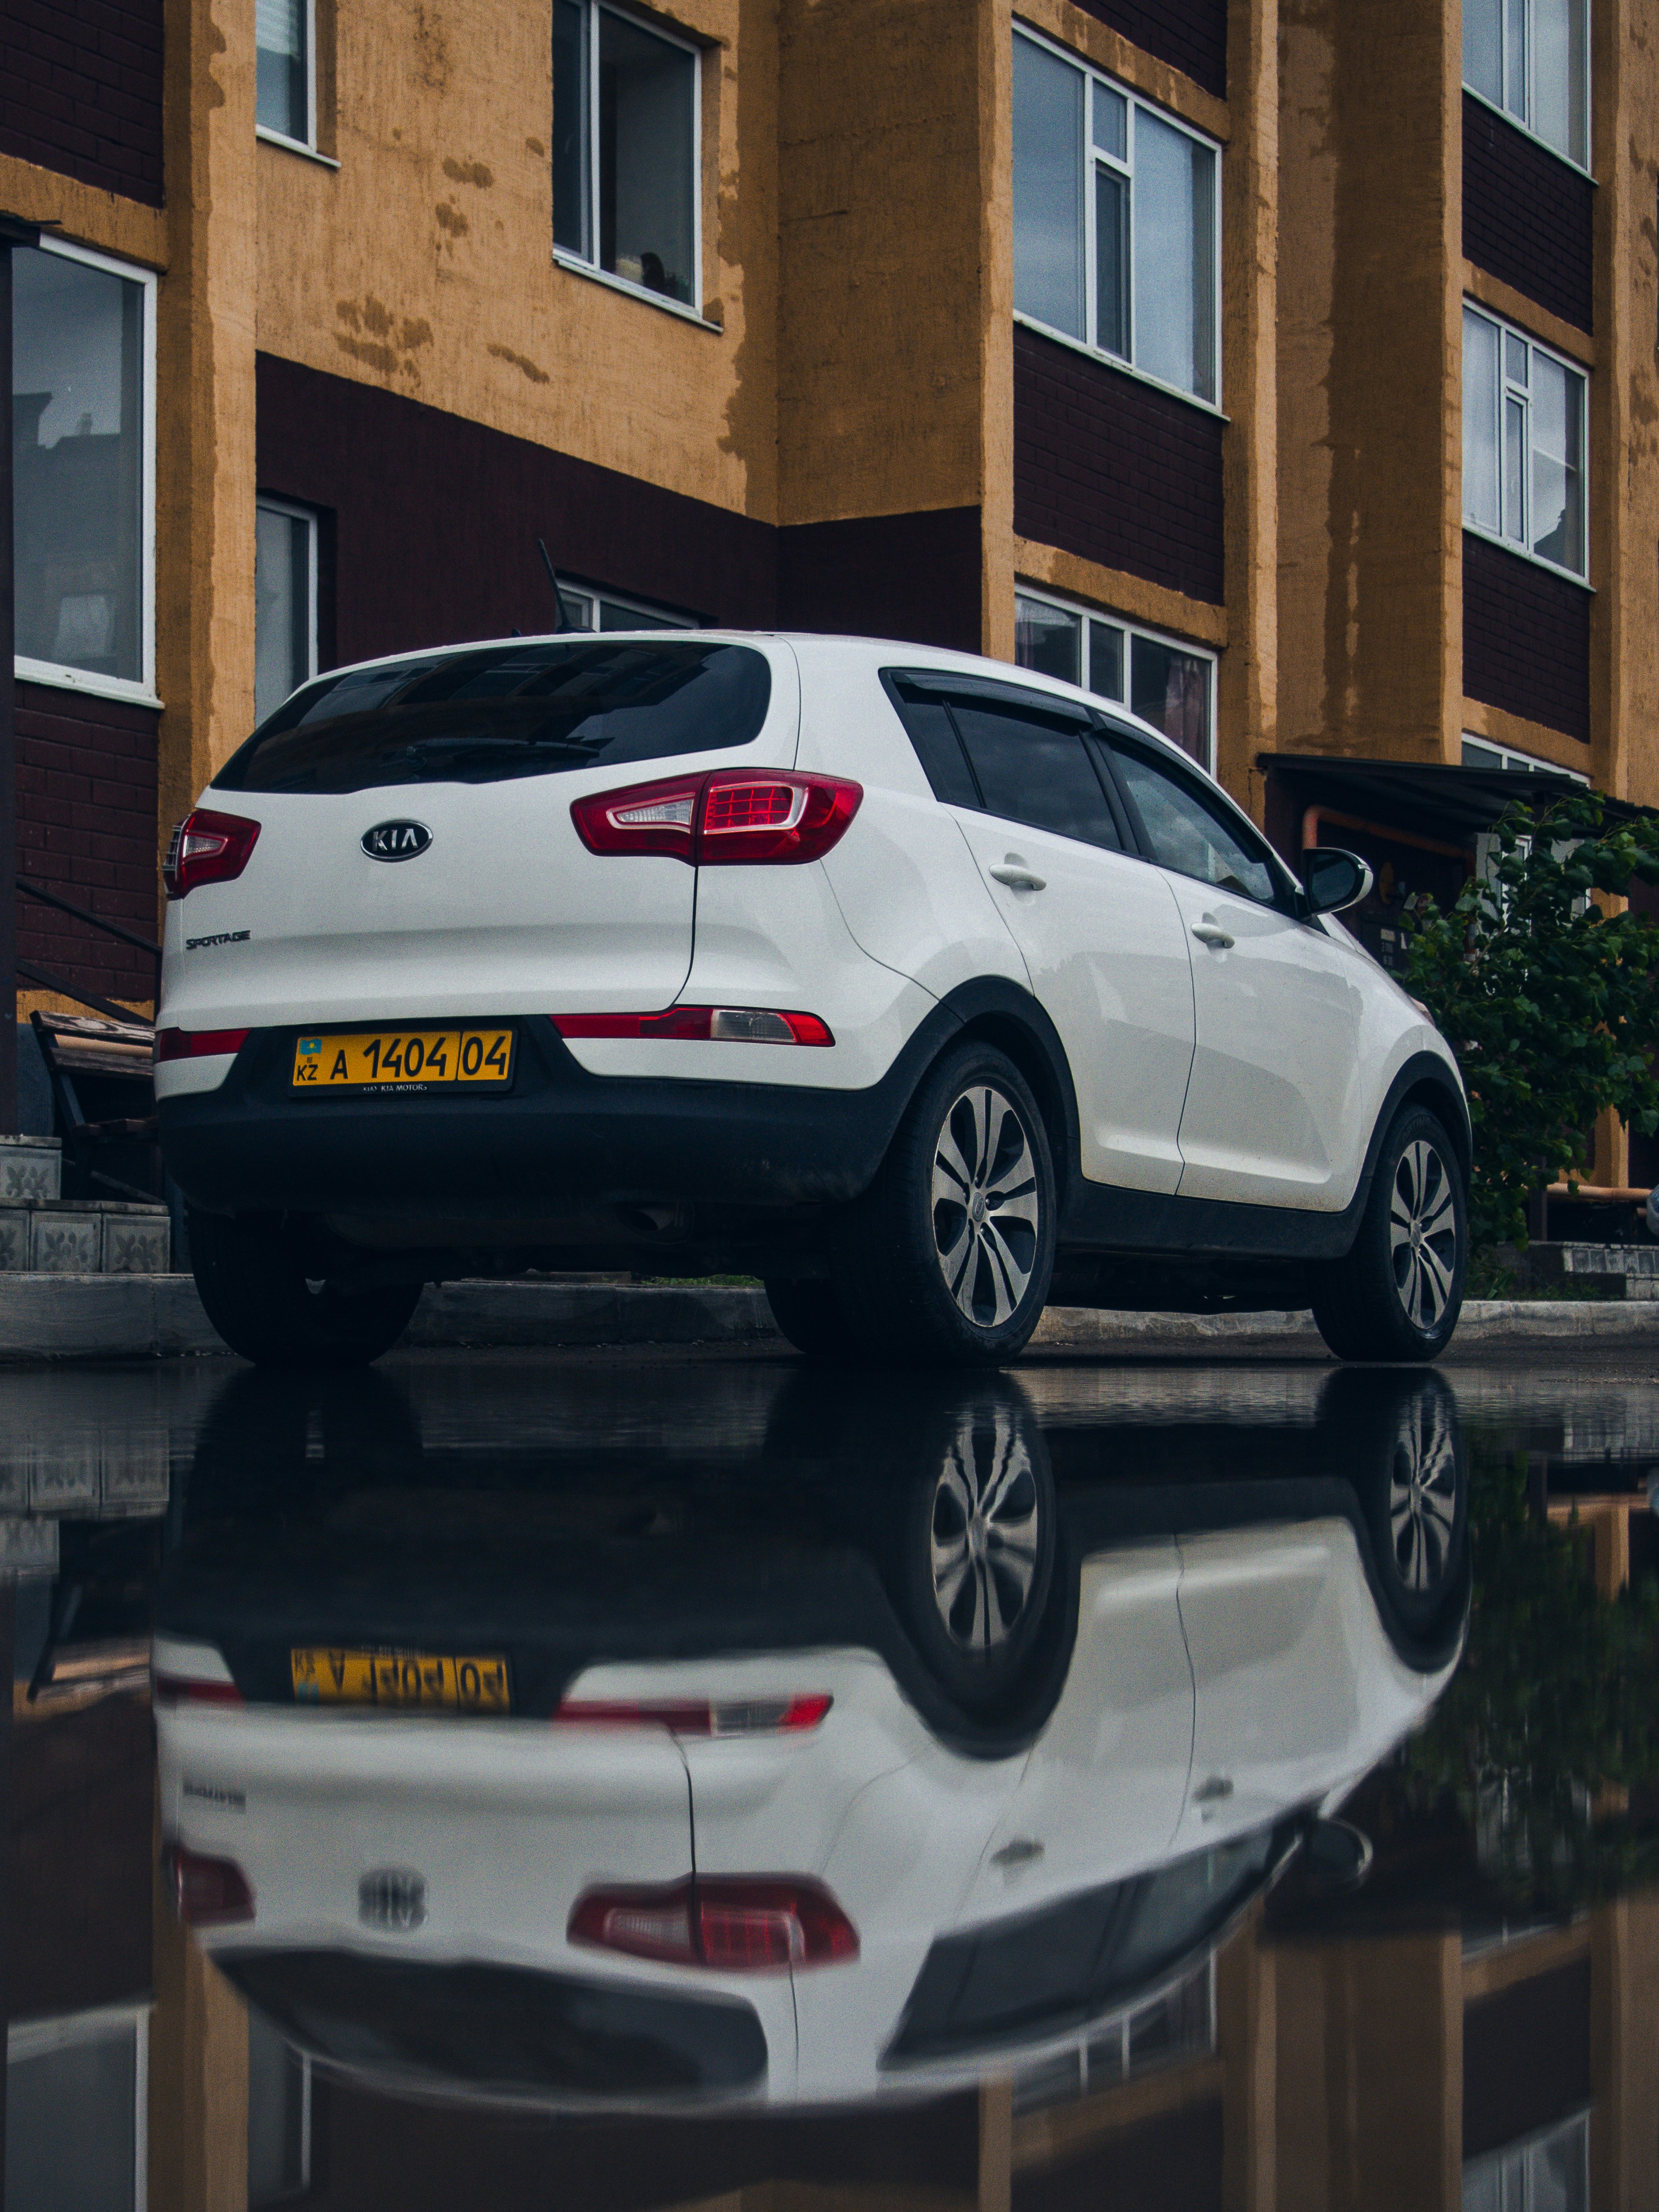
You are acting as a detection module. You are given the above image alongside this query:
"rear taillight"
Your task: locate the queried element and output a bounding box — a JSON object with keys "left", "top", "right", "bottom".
{"left": 164, "top": 809, "right": 261, "bottom": 899}
{"left": 553, "top": 1693, "right": 832, "bottom": 1735}
{"left": 162, "top": 1843, "right": 255, "bottom": 1926}
{"left": 152, "top": 1636, "right": 242, "bottom": 1706}
{"left": 553, "top": 1008, "right": 833, "bottom": 1046}
{"left": 571, "top": 770, "right": 862, "bottom": 866}
{"left": 155, "top": 1027, "right": 251, "bottom": 1064}
{"left": 569, "top": 1875, "right": 858, "bottom": 1971}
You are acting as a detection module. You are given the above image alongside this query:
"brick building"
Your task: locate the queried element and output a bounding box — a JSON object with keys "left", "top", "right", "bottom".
{"left": 1, "top": 0, "right": 1656, "bottom": 1175}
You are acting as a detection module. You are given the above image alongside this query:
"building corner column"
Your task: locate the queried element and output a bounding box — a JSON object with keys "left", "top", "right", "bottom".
{"left": 156, "top": 0, "right": 259, "bottom": 866}
{"left": 1224, "top": 0, "right": 1279, "bottom": 824}
{"left": 978, "top": 0, "right": 1015, "bottom": 663}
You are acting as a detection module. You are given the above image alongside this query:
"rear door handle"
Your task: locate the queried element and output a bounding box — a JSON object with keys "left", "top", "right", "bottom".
{"left": 990, "top": 866, "right": 1046, "bottom": 892}
{"left": 1191, "top": 923, "right": 1234, "bottom": 949}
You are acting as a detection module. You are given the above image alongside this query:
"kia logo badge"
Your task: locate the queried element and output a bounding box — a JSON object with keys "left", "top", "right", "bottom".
{"left": 359, "top": 1868, "right": 427, "bottom": 1932}
{"left": 362, "top": 819, "right": 432, "bottom": 862}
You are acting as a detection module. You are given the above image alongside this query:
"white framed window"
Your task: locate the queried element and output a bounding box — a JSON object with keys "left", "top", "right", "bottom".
{"left": 553, "top": 1, "right": 701, "bottom": 313}
{"left": 1463, "top": 304, "right": 1587, "bottom": 580}
{"left": 1462, "top": 733, "right": 1588, "bottom": 779}
{"left": 1463, "top": 0, "right": 1588, "bottom": 170}
{"left": 1013, "top": 27, "right": 1220, "bottom": 408}
{"left": 256, "top": 0, "right": 315, "bottom": 151}
{"left": 12, "top": 236, "right": 157, "bottom": 706}
{"left": 7, "top": 2000, "right": 149, "bottom": 2212}
{"left": 554, "top": 579, "right": 687, "bottom": 632}
{"left": 1463, "top": 2110, "right": 1588, "bottom": 2212}
{"left": 1015, "top": 586, "right": 1215, "bottom": 771}
{"left": 254, "top": 497, "right": 319, "bottom": 725}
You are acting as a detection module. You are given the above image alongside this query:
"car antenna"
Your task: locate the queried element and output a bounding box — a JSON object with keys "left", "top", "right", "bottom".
{"left": 537, "top": 538, "right": 574, "bottom": 633}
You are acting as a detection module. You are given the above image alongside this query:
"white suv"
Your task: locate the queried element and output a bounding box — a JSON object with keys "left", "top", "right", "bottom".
{"left": 156, "top": 631, "right": 1468, "bottom": 1368}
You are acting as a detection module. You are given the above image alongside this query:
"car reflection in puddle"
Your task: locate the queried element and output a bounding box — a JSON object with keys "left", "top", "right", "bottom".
{"left": 151, "top": 1364, "right": 1469, "bottom": 2115}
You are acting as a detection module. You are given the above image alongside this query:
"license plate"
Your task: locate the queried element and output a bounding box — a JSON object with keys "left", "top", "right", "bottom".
{"left": 290, "top": 1647, "right": 512, "bottom": 1712}
{"left": 290, "top": 1028, "right": 514, "bottom": 1092}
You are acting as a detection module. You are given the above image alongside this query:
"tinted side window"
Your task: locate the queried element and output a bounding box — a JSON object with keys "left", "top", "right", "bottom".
{"left": 881, "top": 679, "right": 979, "bottom": 808}
{"left": 1110, "top": 739, "right": 1277, "bottom": 904}
{"left": 948, "top": 701, "right": 1123, "bottom": 851}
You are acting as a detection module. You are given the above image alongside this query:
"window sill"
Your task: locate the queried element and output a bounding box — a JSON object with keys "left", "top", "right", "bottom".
{"left": 15, "top": 658, "right": 163, "bottom": 710}
{"left": 1461, "top": 522, "right": 1594, "bottom": 592}
{"left": 553, "top": 251, "right": 722, "bottom": 331}
{"left": 256, "top": 127, "right": 340, "bottom": 170}
{"left": 1013, "top": 314, "right": 1228, "bottom": 421}
{"left": 1461, "top": 87, "right": 1593, "bottom": 181}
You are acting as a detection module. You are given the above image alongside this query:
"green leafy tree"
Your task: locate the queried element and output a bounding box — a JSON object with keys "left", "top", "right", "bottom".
{"left": 1403, "top": 790, "right": 1659, "bottom": 1248}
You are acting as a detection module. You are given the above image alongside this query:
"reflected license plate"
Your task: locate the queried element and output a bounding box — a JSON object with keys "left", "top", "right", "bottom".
{"left": 290, "top": 1028, "right": 514, "bottom": 1092}
{"left": 291, "top": 1647, "right": 512, "bottom": 1712}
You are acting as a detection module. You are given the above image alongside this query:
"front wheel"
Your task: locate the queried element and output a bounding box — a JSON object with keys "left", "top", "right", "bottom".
{"left": 190, "top": 1209, "right": 422, "bottom": 1368}
{"left": 830, "top": 1044, "right": 1057, "bottom": 1367}
{"left": 1311, "top": 1106, "right": 1467, "bottom": 1362}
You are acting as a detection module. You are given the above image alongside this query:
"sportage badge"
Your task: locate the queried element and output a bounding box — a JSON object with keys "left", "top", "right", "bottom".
{"left": 362, "top": 819, "right": 432, "bottom": 861}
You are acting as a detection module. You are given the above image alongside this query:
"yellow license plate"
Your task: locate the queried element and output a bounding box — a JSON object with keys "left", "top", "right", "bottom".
{"left": 290, "top": 1028, "right": 514, "bottom": 1091}
{"left": 291, "top": 1647, "right": 512, "bottom": 1712}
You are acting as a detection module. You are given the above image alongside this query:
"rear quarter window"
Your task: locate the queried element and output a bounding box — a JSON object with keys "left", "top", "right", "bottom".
{"left": 214, "top": 641, "right": 773, "bottom": 795}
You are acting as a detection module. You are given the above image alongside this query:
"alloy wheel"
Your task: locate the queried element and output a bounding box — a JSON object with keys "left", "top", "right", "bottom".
{"left": 930, "top": 1085, "right": 1042, "bottom": 1329}
{"left": 928, "top": 1407, "right": 1042, "bottom": 1652}
{"left": 1388, "top": 1385, "right": 1461, "bottom": 1593}
{"left": 1389, "top": 1138, "right": 1458, "bottom": 1331}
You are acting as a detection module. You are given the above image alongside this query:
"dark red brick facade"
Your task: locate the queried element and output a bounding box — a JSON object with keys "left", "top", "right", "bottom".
{"left": 16, "top": 681, "right": 160, "bottom": 1010}
{"left": 1013, "top": 325, "right": 1226, "bottom": 606}
{"left": 0, "top": 0, "right": 165, "bottom": 207}
{"left": 1462, "top": 531, "right": 1590, "bottom": 744}
{"left": 1070, "top": 0, "right": 1226, "bottom": 96}
{"left": 256, "top": 353, "right": 983, "bottom": 664}
{"left": 1463, "top": 93, "right": 1594, "bottom": 335}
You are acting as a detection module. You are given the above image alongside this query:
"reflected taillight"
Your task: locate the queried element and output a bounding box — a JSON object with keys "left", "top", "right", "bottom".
{"left": 552, "top": 1693, "right": 832, "bottom": 1735}
{"left": 571, "top": 770, "right": 862, "bottom": 865}
{"left": 163, "top": 1843, "right": 255, "bottom": 1926}
{"left": 569, "top": 1875, "right": 858, "bottom": 1971}
{"left": 163, "top": 809, "right": 262, "bottom": 899}
{"left": 152, "top": 1676, "right": 245, "bottom": 1707}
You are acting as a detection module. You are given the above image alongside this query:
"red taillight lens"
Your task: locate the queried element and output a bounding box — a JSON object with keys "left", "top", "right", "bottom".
{"left": 152, "top": 1675, "right": 245, "bottom": 1707}
{"left": 569, "top": 1876, "right": 858, "bottom": 1971}
{"left": 697, "top": 771, "right": 862, "bottom": 863}
{"left": 553, "top": 1693, "right": 832, "bottom": 1735}
{"left": 552, "top": 1007, "right": 833, "bottom": 1046}
{"left": 570, "top": 772, "right": 862, "bottom": 866}
{"left": 155, "top": 1027, "right": 251, "bottom": 1064}
{"left": 162, "top": 1843, "right": 255, "bottom": 1926}
{"left": 163, "top": 809, "right": 262, "bottom": 899}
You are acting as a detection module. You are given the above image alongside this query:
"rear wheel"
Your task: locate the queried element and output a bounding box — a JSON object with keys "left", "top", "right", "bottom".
{"left": 1311, "top": 1106, "right": 1466, "bottom": 1362}
{"left": 189, "top": 1209, "right": 421, "bottom": 1368}
{"left": 830, "top": 1043, "right": 1056, "bottom": 1367}
{"left": 763, "top": 1277, "right": 857, "bottom": 1359}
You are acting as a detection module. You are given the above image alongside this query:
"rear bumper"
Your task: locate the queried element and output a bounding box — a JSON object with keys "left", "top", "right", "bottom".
{"left": 159, "top": 1011, "right": 954, "bottom": 1220}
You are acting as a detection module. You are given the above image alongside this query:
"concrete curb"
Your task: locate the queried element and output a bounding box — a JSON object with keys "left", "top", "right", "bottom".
{"left": 0, "top": 1275, "right": 1654, "bottom": 1361}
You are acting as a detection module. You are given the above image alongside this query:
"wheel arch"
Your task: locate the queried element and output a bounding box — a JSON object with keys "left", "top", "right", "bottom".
{"left": 931, "top": 979, "right": 1083, "bottom": 1216}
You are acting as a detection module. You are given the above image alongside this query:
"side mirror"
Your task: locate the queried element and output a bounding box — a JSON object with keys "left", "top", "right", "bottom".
{"left": 1301, "top": 847, "right": 1374, "bottom": 916}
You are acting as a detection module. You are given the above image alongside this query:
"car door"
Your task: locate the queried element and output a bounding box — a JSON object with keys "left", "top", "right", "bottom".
{"left": 954, "top": 1541, "right": 1194, "bottom": 1924}
{"left": 1105, "top": 733, "right": 1367, "bottom": 1209}
{"left": 1171, "top": 1522, "right": 1371, "bottom": 1853}
{"left": 889, "top": 675, "right": 1195, "bottom": 1196}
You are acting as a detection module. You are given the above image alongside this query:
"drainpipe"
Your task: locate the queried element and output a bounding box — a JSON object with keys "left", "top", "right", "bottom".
{"left": 0, "top": 215, "right": 42, "bottom": 1136}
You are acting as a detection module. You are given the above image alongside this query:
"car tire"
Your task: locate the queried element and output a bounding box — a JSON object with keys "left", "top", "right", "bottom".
{"left": 831, "top": 1043, "right": 1056, "bottom": 1368}
{"left": 190, "top": 1209, "right": 421, "bottom": 1368}
{"left": 1311, "top": 1106, "right": 1467, "bottom": 1362}
{"left": 763, "top": 1278, "right": 858, "bottom": 1359}
{"left": 1316, "top": 1367, "right": 1470, "bottom": 1656}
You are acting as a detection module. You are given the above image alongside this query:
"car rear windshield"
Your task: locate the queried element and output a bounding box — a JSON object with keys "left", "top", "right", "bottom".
{"left": 213, "top": 640, "right": 773, "bottom": 795}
